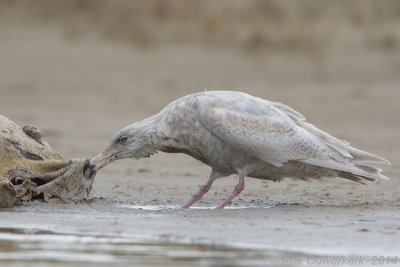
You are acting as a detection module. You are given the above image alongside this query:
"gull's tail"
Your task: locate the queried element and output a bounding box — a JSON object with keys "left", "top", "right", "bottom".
{"left": 273, "top": 102, "right": 390, "bottom": 183}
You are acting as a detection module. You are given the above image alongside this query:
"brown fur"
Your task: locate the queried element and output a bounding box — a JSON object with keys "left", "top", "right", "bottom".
{"left": 0, "top": 115, "right": 96, "bottom": 208}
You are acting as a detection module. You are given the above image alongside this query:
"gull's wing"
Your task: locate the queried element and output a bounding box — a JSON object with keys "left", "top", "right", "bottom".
{"left": 192, "top": 91, "right": 389, "bottom": 180}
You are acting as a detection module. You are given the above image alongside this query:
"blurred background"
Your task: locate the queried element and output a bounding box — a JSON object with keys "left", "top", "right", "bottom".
{"left": 0, "top": 1, "right": 399, "bottom": 265}
{"left": 0, "top": 0, "right": 398, "bottom": 190}
{"left": 1, "top": 1, "right": 399, "bottom": 147}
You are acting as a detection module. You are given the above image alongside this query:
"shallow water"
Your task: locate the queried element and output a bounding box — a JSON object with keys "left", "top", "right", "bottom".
{"left": 119, "top": 203, "right": 276, "bottom": 211}
{"left": 0, "top": 227, "right": 288, "bottom": 267}
{"left": 0, "top": 225, "right": 394, "bottom": 267}
{"left": 1, "top": 201, "right": 399, "bottom": 267}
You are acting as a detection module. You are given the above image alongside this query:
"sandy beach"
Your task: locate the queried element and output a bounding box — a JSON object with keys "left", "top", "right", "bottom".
{"left": 0, "top": 3, "right": 399, "bottom": 265}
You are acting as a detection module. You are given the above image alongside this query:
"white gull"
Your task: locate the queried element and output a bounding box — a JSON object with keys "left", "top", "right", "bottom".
{"left": 90, "top": 91, "right": 390, "bottom": 209}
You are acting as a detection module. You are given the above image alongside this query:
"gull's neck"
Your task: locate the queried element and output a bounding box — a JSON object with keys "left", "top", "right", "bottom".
{"left": 135, "top": 112, "right": 163, "bottom": 148}
{"left": 141, "top": 112, "right": 175, "bottom": 152}
{"left": 135, "top": 110, "right": 188, "bottom": 154}
{"left": 137, "top": 113, "right": 161, "bottom": 131}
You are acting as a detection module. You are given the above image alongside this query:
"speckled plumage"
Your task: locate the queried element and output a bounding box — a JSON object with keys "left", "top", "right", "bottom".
{"left": 91, "top": 91, "right": 390, "bottom": 208}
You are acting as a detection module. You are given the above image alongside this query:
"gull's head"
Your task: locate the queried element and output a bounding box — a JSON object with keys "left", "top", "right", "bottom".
{"left": 90, "top": 123, "right": 156, "bottom": 172}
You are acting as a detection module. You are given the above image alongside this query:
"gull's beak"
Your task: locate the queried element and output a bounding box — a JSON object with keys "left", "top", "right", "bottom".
{"left": 90, "top": 149, "right": 122, "bottom": 172}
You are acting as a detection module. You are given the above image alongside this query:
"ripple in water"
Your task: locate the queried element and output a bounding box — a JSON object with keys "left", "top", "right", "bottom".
{"left": 0, "top": 227, "right": 285, "bottom": 267}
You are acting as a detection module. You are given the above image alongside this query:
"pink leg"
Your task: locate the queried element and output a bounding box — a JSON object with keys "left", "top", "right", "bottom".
{"left": 215, "top": 175, "right": 245, "bottom": 209}
{"left": 182, "top": 172, "right": 218, "bottom": 208}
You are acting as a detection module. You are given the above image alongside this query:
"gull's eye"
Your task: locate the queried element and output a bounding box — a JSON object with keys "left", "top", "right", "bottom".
{"left": 117, "top": 136, "right": 128, "bottom": 144}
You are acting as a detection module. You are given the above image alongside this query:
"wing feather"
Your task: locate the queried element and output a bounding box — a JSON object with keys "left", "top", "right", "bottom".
{"left": 193, "top": 91, "right": 389, "bottom": 180}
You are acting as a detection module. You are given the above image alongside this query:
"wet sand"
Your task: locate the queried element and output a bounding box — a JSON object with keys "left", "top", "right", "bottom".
{"left": 0, "top": 25, "right": 399, "bottom": 266}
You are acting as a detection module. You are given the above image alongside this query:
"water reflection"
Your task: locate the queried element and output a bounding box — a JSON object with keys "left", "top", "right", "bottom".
{"left": 0, "top": 227, "right": 283, "bottom": 266}
{"left": 119, "top": 203, "right": 276, "bottom": 211}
